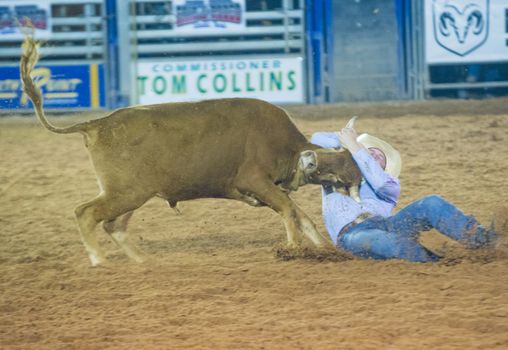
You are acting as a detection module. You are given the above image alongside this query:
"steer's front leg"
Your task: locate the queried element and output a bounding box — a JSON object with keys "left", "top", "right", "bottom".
{"left": 235, "top": 173, "right": 335, "bottom": 249}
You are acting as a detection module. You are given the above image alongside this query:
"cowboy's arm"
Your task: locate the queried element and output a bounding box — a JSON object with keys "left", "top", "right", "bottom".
{"left": 310, "top": 132, "right": 342, "bottom": 149}
{"left": 352, "top": 149, "right": 400, "bottom": 203}
{"left": 338, "top": 128, "right": 400, "bottom": 203}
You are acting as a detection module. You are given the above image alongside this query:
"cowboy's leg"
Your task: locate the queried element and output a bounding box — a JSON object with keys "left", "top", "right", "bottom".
{"left": 386, "top": 195, "right": 490, "bottom": 248}
{"left": 338, "top": 228, "right": 438, "bottom": 262}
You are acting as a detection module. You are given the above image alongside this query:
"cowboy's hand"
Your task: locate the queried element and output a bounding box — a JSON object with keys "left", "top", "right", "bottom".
{"left": 337, "top": 127, "right": 362, "bottom": 153}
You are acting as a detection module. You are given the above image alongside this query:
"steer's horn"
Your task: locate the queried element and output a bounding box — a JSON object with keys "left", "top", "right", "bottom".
{"left": 335, "top": 116, "right": 358, "bottom": 144}
{"left": 349, "top": 185, "right": 361, "bottom": 203}
{"left": 345, "top": 116, "right": 358, "bottom": 129}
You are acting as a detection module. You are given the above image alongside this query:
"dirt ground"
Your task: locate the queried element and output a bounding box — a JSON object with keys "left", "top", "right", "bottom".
{"left": 1, "top": 99, "right": 508, "bottom": 350}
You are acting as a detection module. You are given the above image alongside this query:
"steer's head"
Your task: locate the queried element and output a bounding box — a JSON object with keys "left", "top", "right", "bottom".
{"left": 298, "top": 148, "right": 362, "bottom": 201}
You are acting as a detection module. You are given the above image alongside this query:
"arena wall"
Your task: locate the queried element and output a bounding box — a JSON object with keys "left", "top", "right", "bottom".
{"left": 0, "top": 0, "right": 507, "bottom": 111}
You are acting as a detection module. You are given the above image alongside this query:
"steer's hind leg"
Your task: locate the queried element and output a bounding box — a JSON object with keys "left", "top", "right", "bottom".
{"left": 75, "top": 195, "right": 108, "bottom": 266}
{"left": 236, "top": 175, "right": 334, "bottom": 249}
{"left": 103, "top": 211, "right": 146, "bottom": 263}
{"left": 75, "top": 193, "right": 149, "bottom": 266}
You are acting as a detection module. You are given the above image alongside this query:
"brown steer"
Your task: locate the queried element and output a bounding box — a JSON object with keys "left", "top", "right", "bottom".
{"left": 20, "top": 35, "right": 361, "bottom": 266}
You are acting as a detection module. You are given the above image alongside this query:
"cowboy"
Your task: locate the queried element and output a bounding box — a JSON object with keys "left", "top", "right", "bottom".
{"left": 310, "top": 124, "right": 496, "bottom": 262}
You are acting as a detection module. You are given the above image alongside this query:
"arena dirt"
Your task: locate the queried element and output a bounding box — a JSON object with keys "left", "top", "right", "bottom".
{"left": 1, "top": 99, "right": 507, "bottom": 349}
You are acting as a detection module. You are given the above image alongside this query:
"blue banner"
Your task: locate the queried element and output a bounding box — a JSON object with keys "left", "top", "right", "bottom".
{"left": 0, "top": 64, "right": 106, "bottom": 109}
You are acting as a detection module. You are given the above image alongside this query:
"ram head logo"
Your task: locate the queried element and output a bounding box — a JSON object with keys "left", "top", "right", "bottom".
{"left": 432, "top": 0, "right": 489, "bottom": 56}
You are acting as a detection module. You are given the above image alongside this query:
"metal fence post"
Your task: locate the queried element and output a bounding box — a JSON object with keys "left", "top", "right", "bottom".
{"left": 306, "top": 0, "right": 323, "bottom": 104}
{"left": 412, "top": 0, "right": 426, "bottom": 100}
{"left": 105, "top": 0, "right": 120, "bottom": 109}
{"left": 105, "top": 0, "right": 130, "bottom": 109}
{"left": 304, "top": 0, "right": 315, "bottom": 103}
{"left": 116, "top": 0, "right": 132, "bottom": 107}
{"left": 395, "top": 0, "right": 408, "bottom": 98}
{"left": 324, "top": 0, "right": 334, "bottom": 103}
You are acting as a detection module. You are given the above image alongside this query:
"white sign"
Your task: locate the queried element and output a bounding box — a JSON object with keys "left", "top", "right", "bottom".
{"left": 0, "top": 0, "right": 52, "bottom": 39}
{"left": 172, "top": 0, "right": 246, "bottom": 34}
{"left": 136, "top": 57, "right": 305, "bottom": 104}
{"left": 425, "top": 0, "right": 508, "bottom": 63}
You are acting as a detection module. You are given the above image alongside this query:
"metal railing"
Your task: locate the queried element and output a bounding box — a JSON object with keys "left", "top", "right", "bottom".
{"left": 130, "top": 0, "right": 305, "bottom": 58}
{"left": 425, "top": 63, "right": 508, "bottom": 99}
{"left": 0, "top": 0, "right": 105, "bottom": 65}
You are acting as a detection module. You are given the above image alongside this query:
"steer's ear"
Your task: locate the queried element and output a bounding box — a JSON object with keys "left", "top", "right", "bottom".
{"left": 299, "top": 150, "right": 318, "bottom": 174}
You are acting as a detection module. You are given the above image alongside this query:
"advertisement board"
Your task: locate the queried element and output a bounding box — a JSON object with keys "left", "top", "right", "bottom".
{"left": 172, "top": 0, "right": 246, "bottom": 34}
{"left": 0, "top": 64, "right": 106, "bottom": 109}
{"left": 136, "top": 56, "right": 305, "bottom": 104}
{"left": 425, "top": 0, "right": 508, "bottom": 63}
{"left": 0, "top": 0, "right": 52, "bottom": 40}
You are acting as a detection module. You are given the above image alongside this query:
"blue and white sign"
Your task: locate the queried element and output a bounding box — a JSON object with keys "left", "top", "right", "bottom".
{"left": 0, "top": 64, "right": 106, "bottom": 109}
{"left": 425, "top": 0, "right": 508, "bottom": 63}
{"left": 173, "top": 0, "right": 245, "bottom": 34}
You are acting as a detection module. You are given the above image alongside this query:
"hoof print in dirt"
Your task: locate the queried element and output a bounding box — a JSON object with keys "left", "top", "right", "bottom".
{"left": 273, "top": 245, "right": 354, "bottom": 262}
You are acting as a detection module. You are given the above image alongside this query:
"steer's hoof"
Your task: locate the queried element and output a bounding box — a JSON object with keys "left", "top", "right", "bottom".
{"left": 88, "top": 254, "right": 109, "bottom": 267}
{"left": 129, "top": 253, "right": 152, "bottom": 264}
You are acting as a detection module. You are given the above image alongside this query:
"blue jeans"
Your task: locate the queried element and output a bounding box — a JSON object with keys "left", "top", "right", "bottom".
{"left": 338, "top": 195, "right": 491, "bottom": 262}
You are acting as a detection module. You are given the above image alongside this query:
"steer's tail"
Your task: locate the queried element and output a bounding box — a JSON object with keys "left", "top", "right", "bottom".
{"left": 20, "top": 34, "right": 84, "bottom": 134}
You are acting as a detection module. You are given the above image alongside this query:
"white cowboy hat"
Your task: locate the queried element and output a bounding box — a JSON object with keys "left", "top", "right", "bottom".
{"left": 357, "top": 133, "right": 402, "bottom": 178}
{"left": 342, "top": 116, "right": 402, "bottom": 178}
